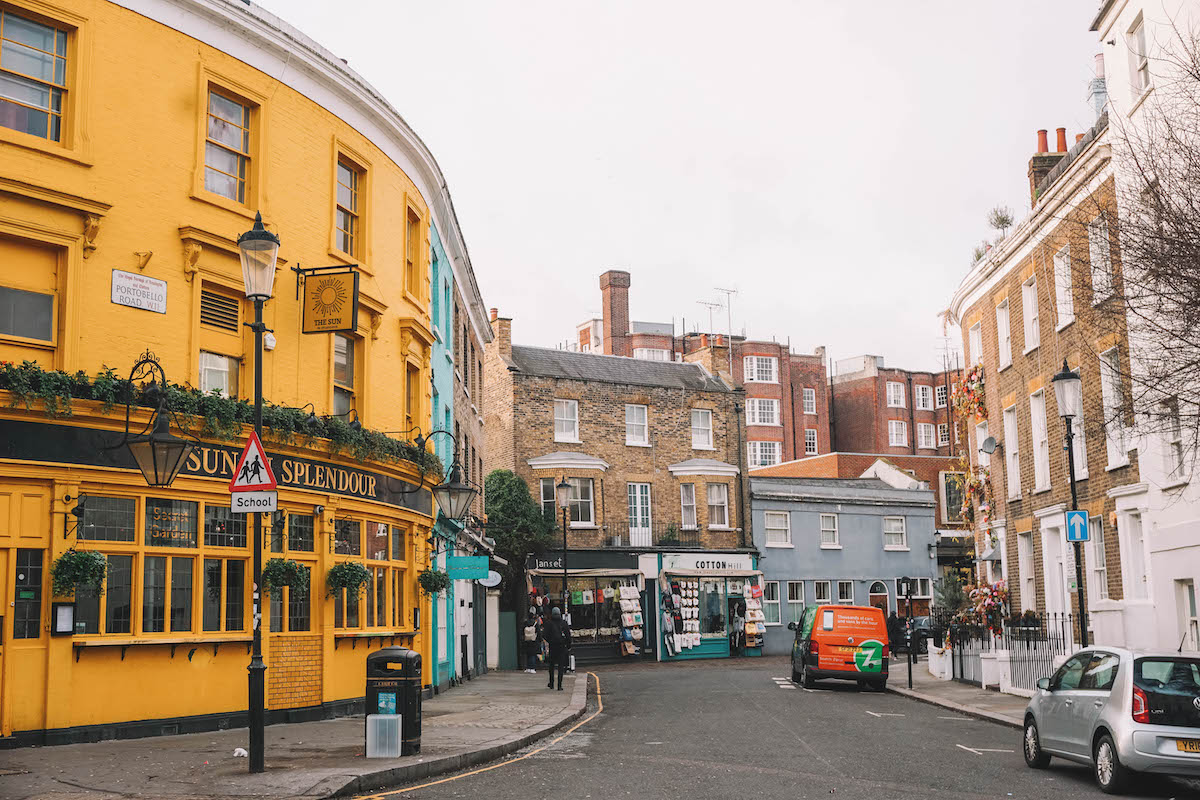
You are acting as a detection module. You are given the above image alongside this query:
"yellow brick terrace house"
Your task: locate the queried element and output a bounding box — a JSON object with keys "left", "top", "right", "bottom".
{"left": 0, "top": 0, "right": 490, "bottom": 745}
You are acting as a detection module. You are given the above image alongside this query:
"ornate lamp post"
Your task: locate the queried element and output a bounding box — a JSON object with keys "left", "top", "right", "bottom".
{"left": 1051, "top": 359, "right": 1088, "bottom": 648}
{"left": 237, "top": 212, "right": 280, "bottom": 774}
{"left": 119, "top": 353, "right": 195, "bottom": 487}
{"left": 555, "top": 478, "right": 571, "bottom": 626}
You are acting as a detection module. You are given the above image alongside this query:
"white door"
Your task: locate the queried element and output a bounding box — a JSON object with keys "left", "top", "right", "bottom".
{"left": 627, "top": 483, "right": 651, "bottom": 547}
{"left": 1124, "top": 513, "right": 1149, "bottom": 600}
{"left": 1178, "top": 580, "right": 1199, "bottom": 651}
{"left": 1042, "top": 525, "right": 1067, "bottom": 618}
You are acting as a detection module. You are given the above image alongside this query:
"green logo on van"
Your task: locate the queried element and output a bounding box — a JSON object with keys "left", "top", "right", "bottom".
{"left": 854, "top": 639, "right": 885, "bottom": 673}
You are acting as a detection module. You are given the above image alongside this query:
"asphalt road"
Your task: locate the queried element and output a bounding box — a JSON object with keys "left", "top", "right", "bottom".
{"left": 360, "top": 656, "right": 1200, "bottom": 800}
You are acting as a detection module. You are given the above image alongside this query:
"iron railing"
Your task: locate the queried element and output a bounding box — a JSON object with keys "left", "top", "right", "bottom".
{"left": 1000, "top": 613, "right": 1075, "bottom": 691}
{"left": 602, "top": 522, "right": 702, "bottom": 548}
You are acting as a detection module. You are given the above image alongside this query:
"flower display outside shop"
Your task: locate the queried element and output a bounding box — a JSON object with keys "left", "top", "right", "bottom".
{"left": 950, "top": 363, "right": 986, "bottom": 422}
{"left": 952, "top": 580, "right": 1009, "bottom": 636}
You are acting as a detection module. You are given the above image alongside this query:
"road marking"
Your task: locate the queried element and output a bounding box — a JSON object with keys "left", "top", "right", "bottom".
{"left": 778, "top": 684, "right": 796, "bottom": 689}
{"left": 938, "top": 715, "right": 970, "bottom": 720}
{"left": 865, "top": 711, "right": 904, "bottom": 717}
{"left": 956, "top": 744, "right": 1015, "bottom": 755}
{"left": 358, "top": 673, "right": 604, "bottom": 797}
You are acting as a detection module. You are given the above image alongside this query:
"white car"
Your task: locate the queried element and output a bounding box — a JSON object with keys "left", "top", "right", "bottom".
{"left": 1023, "top": 647, "right": 1200, "bottom": 793}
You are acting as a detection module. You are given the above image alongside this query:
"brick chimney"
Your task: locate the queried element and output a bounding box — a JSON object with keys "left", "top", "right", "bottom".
{"left": 491, "top": 311, "right": 511, "bottom": 360}
{"left": 600, "top": 270, "right": 631, "bottom": 357}
{"left": 1027, "top": 129, "right": 1066, "bottom": 208}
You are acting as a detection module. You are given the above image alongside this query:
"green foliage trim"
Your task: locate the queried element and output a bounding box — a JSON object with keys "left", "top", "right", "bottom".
{"left": 261, "top": 558, "right": 310, "bottom": 596}
{"left": 326, "top": 561, "right": 371, "bottom": 598}
{"left": 0, "top": 360, "right": 440, "bottom": 475}
{"left": 51, "top": 549, "right": 107, "bottom": 598}
{"left": 417, "top": 568, "right": 451, "bottom": 596}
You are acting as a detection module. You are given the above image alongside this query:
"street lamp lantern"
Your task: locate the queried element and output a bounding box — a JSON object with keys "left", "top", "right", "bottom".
{"left": 555, "top": 478, "right": 571, "bottom": 510}
{"left": 236, "top": 211, "right": 280, "bottom": 300}
{"left": 432, "top": 462, "right": 478, "bottom": 521}
{"left": 1052, "top": 359, "right": 1083, "bottom": 419}
{"left": 125, "top": 407, "right": 194, "bottom": 487}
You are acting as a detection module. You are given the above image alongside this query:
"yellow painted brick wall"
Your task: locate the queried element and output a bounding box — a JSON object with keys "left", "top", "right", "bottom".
{"left": 268, "top": 634, "right": 323, "bottom": 710}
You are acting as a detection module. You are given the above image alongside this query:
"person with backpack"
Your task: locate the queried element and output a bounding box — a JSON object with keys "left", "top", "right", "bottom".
{"left": 543, "top": 606, "right": 572, "bottom": 690}
{"left": 522, "top": 610, "right": 541, "bottom": 674}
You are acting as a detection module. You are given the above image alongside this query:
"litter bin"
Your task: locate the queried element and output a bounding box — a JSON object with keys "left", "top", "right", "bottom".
{"left": 365, "top": 646, "right": 422, "bottom": 756}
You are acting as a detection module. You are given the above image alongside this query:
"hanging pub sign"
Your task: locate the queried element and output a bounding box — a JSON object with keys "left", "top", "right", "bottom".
{"left": 300, "top": 267, "right": 359, "bottom": 334}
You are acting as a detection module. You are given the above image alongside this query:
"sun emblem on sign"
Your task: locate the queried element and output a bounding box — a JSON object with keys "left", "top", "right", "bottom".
{"left": 311, "top": 277, "right": 347, "bottom": 317}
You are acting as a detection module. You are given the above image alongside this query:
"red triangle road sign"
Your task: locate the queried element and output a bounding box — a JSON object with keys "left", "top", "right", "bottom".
{"left": 228, "top": 431, "right": 278, "bottom": 492}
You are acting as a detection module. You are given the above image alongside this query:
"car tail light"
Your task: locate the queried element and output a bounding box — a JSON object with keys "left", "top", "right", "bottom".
{"left": 810, "top": 641, "right": 819, "bottom": 658}
{"left": 882, "top": 643, "right": 890, "bottom": 659}
{"left": 1132, "top": 685, "right": 1149, "bottom": 723}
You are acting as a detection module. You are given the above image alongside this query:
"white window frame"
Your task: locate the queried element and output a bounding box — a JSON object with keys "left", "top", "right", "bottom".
{"left": 554, "top": 399, "right": 579, "bottom": 443}
{"left": 199, "top": 350, "right": 238, "bottom": 398}
{"left": 939, "top": 471, "right": 966, "bottom": 524}
{"left": 1089, "top": 516, "right": 1109, "bottom": 602}
{"left": 624, "top": 403, "right": 648, "bottom": 446}
{"left": 915, "top": 384, "right": 934, "bottom": 410}
{"left": 680, "top": 483, "right": 697, "bottom": 530}
{"left": 895, "top": 577, "right": 932, "bottom": 600}
{"left": 883, "top": 516, "right": 908, "bottom": 550}
{"left": 976, "top": 421, "right": 990, "bottom": 468}
{"left": 814, "top": 580, "right": 832, "bottom": 604}
{"left": 748, "top": 440, "right": 781, "bottom": 467}
{"left": 804, "top": 428, "right": 818, "bottom": 455}
{"left": 1089, "top": 214, "right": 1113, "bottom": 302}
{"left": 764, "top": 510, "right": 791, "bottom": 546}
{"left": 540, "top": 478, "right": 556, "bottom": 516}
{"left": 888, "top": 420, "right": 907, "bottom": 447}
{"left": 1017, "top": 531, "right": 1036, "bottom": 611}
{"left": 786, "top": 581, "right": 805, "bottom": 624}
{"left": 747, "top": 398, "right": 780, "bottom": 426}
{"left": 1022, "top": 275, "right": 1040, "bottom": 353}
{"left": 1073, "top": 406, "right": 1089, "bottom": 481}
{"left": 706, "top": 483, "right": 729, "bottom": 528}
{"left": 1127, "top": 14, "right": 1151, "bottom": 96}
{"left": 937, "top": 423, "right": 950, "bottom": 447}
{"left": 567, "top": 477, "right": 594, "bottom": 527}
{"left": 968, "top": 322, "right": 982, "bottom": 366}
{"left": 1003, "top": 405, "right": 1021, "bottom": 499}
{"left": 935, "top": 385, "right": 948, "bottom": 409}
{"left": 763, "top": 581, "right": 781, "bottom": 625}
{"left": 1163, "top": 397, "right": 1187, "bottom": 482}
{"left": 836, "top": 581, "right": 854, "bottom": 605}
{"left": 1100, "top": 348, "right": 1128, "bottom": 468}
{"left": 743, "top": 355, "right": 778, "bottom": 383}
{"left": 1054, "top": 244, "right": 1074, "bottom": 329}
{"left": 917, "top": 423, "right": 936, "bottom": 450}
{"left": 691, "top": 408, "right": 713, "bottom": 450}
{"left": 996, "top": 299, "right": 1012, "bottom": 369}
{"left": 803, "top": 387, "right": 816, "bottom": 415}
{"left": 632, "top": 347, "right": 669, "bottom": 361}
{"left": 819, "top": 513, "right": 839, "bottom": 548}
{"left": 1030, "top": 390, "right": 1050, "bottom": 491}
{"left": 886, "top": 381, "right": 906, "bottom": 408}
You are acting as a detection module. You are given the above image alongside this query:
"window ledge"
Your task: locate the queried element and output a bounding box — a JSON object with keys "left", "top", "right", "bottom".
{"left": 744, "top": 380, "right": 779, "bottom": 385}
{"left": 1056, "top": 317, "right": 1075, "bottom": 333}
{"left": 334, "top": 629, "right": 416, "bottom": 639}
{"left": 0, "top": 128, "right": 94, "bottom": 167}
{"left": 764, "top": 542, "right": 793, "bottom": 548}
{"left": 1160, "top": 477, "right": 1190, "bottom": 491}
{"left": 747, "top": 422, "right": 783, "bottom": 428}
{"left": 326, "top": 247, "right": 368, "bottom": 275}
{"left": 917, "top": 445, "right": 937, "bottom": 451}
{"left": 190, "top": 190, "right": 257, "bottom": 221}
{"left": 820, "top": 544, "right": 843, "bottom": 550}
{"left": 936, "top": 404, "right": 947, "bottom": 410}
{"left": 708, "top": 525, "right": 735, "bottom": 531}
{"left": 569, "top": 524, "right": 599, "bottom": 530}
{"left": 998, "top": 361, "right": 1013, "bottom": 373}
{"left": 625, "top": 441, "right": 652, "bottom": 448}
{"left": 886, "top": 404, "right": 906, "bottom": 410}
{"left": 1023, "top": 344, "right": 1040, "bottom": 356}
{"left": 692, "top": 445, "right": 716, "bottom": 451}
{"left": 1105, "top": 459, "right": 1131, "bottom": 473}
{"left": 554, "top": 438, "right": 582, "bottom": 445}
{"left": 804, "top": 411, "right": 817, "bottom": 416}
{"left": 1128, "top": 85, "right": 1154, "bottom": 118}
{"left": 883, "top": 546, "right": 911, "bottom": 552}
{"left": 1033, "top": 486, "right": 1052, "bottom": 495}
{"left": 72, "top": 635, "right": 252, "bottom": 647}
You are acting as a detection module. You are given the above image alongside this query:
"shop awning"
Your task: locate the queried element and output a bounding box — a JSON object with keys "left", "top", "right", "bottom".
{"left": 528, "top": 567, "right": 644, "bottom": 586}
{"left": 660, "top": 568, "right": 763, "bottom": 578}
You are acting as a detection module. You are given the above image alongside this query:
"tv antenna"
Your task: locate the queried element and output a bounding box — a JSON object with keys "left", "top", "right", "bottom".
{"left": 697, "top": 300, "right": 722, "bottom": 335}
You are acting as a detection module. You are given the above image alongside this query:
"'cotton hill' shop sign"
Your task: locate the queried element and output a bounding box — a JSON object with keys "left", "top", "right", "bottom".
{"left": 1, "top": 419, "right": 431, "bottom": 514}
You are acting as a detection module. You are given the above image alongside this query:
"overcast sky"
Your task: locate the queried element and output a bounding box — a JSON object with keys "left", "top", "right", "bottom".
{"left": 255, "top": 0, "right": 1102, "bottom": 372}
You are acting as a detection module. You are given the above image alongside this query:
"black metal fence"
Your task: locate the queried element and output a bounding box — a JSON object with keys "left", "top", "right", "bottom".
{"left": 1000, "top": 613, "right": 1075, "bottom": 691}
{"left": 602, "top": 522, "right": 702, "bottom": 548}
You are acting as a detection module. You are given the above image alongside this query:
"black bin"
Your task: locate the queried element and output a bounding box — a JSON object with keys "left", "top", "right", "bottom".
{"left": 365, "top": 646, "right": 422, "bottom": 755}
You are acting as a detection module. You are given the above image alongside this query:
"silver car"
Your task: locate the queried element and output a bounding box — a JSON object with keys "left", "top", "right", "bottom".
{"left": 1023, "top": 647, "right": 1200, "bottom": 793}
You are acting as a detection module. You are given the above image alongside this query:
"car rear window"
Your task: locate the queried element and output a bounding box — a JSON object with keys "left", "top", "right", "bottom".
{"left": 1134, "top": 657, "right": 1200, "bottom": 729}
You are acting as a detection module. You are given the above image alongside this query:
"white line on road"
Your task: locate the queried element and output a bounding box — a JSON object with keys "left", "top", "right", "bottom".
{"left": 956, "top": 744, "right": 1014, "bottom": 755}
{"left": 866, "top": 711, "right": 905, "bottom": 717}
{"left": 938, "top": 716, "right": 970, "bottom": 720}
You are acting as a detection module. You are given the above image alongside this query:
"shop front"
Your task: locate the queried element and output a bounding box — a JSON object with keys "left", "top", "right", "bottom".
{"left": 0, "top": 409, "right": 434, "bottom": 747}
{"left": 656, "top": 552, "right": 764, "bottom": 661}
{"left": 526, "top": 551, "right": 650, "bottom": 665}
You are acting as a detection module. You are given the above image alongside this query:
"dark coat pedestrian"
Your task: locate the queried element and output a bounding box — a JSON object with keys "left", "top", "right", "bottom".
{"left": 543, "top": 607, "right": 571, "bottom": 690}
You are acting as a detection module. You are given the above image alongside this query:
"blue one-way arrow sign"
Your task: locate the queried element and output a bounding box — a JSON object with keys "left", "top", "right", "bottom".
{"left": 1066, "top": 510, "right": 1089, "bottom": 542}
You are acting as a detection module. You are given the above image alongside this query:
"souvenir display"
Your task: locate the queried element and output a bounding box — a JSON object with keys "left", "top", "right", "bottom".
{"left": 615, "top": 583, "right": 643, "bottom": 657}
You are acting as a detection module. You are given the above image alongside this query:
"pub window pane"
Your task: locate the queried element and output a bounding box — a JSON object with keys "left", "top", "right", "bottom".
{"left": 269, "top": 589, "right": 283, "bottom": 632}
{"left": 288, "top": 514, "right": 314, "bottom": 552}
{"left": 376, "top": 567, "right": 386, "bottom": 628}
{"left": 78, "top": 496, "right": 136, "bottom": 542}
{"left": 346, "top": 587, "right": 360, "bottom": 627}
{"left": 143, "top": 556, "right": 167, "bottom": 633}
{"left": 13, "top": 549, "right": 42, "bottom": 638}
{"left": 391, "top": 526, "right": 404, "bottom": 560}
{"left": 225, "top": 559, "right": 245, "bottom": 631}
{"left": 203, "top": 559, "right": 221, "bottom": 632}
{"left": 145, "top": 499, "right": 198, "bottom": 548}
{"left": 74, "top": 581, "right": 100, "bottom": 634}
{"left": 288, "top": 568, "right": 311, "bottom": 632}
{"left": 368, "top": 522, "right": 388, "bottom": 560}
{"left": 204, "top": 505, "right": 247, "bottom": 548}
{"left": 392, "top": 570, "right": 403, "bottom": 627}
{"left": 365, "top": 569, "right": 376, "bottom": 627}
{"left": 269, "top": 512, "right": 284, "bottom": 553}
{"left": 335, "top": 519, "right": 361, "bottom": 556}
{"left": 334, "top": 590, "right": 344, "bottom": 628}
{"left": 105, "top": 554, "right": 132, "bottom": 634}
{"left": 0, "top": 285, "right": 54, "bottom": 341}
{"left": 170, "top": 557, "right": 193, "bottom": 632}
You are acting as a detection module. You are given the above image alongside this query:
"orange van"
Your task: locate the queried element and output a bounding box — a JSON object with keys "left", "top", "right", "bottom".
{"left": 788, "top": 604, "right": 889, "bottom": 690}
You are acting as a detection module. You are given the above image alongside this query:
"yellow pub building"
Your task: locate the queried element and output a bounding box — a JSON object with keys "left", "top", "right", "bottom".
{"left": 0, "top": 0, "right": 488, "bottom": 745}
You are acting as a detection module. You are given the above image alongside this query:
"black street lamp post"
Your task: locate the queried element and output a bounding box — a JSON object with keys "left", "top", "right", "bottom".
{"left": 555, "top": 478, "right": 570, "bottom": 631}
{"left": 1052, "top": 359, "right": 1088, "bottom": 648}
{"left": 119, "top": 353, "right": 196, "bottom": 488}
{"left": 237, "top": 212, "right": 280, "bottom": 774}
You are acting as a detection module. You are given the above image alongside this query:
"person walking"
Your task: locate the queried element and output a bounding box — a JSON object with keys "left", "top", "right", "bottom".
{"left": 543, "top": 606, "right": 571, "bottom": 690}
{"left": 521, "top": 610, "right": 541, "bottom": 674}
{"left": 731, "top": 603, "right": 746, "bottom": 657}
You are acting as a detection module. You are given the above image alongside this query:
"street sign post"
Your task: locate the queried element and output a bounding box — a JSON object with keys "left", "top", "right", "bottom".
{"left": 232, "top": 491, "right": 277, "bottom": 513}
{"left": 229, "top": 432, "right": 278, "bottom": 514}
{"left": 1066, "top": 510, "right": 1089, "bottom": 542}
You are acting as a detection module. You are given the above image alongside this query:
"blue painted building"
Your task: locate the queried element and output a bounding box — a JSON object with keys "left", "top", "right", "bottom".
{"left": 429, "top": 222, "right": 457, "bottom": 691}
{"left": 750, "top": 471, "right": 939, "bottom": 655}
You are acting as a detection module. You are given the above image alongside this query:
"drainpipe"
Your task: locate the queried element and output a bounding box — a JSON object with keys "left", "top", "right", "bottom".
{"left": 735, "top": 400, "right": 748, "bottom": 549}
{"left": 907, "top": 374, "right": 917, "bottom": 455}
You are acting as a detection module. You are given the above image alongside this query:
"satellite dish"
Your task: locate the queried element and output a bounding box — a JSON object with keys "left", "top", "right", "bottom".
{"left": 478, "top": 570, "right": 502, "bottom": 588}
{"left": 980, "top": 436, "right": 1000, "bottom": 455}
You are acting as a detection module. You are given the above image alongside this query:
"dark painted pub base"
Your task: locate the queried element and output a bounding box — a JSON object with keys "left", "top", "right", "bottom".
{"left": 0, "top": 697, "right": 365, "bottom": 749}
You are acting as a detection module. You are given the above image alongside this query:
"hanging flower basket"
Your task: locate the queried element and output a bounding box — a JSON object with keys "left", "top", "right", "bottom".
{"left": 261, "top": 558, "right": 310, "bottom": 596}
{"left": 326, "top": 561, "right": 371, "bottom": 598}
{"left": 50, "top": 549, "right": 107, "bottom": 598}
{"left": 417, "top": 568, "right": 451, "bottom": 596}
{"left": 951, "top": 363, "right": 987, "bottom": 421}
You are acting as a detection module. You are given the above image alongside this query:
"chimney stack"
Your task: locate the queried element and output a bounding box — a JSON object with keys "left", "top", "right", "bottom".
{"left": 490, "top": 311, "right": 511, "bottom": 360}
{"left": 599, "top": 270, "right": 631, "bottom": 357}
{"left": 489, "top": 307, "right": 498, "bottom": 321}
{"left": 1076, "top": 133, "right": 1085, "bottom": 144}
{"left": 1089, "top": 53, "right": 1109, "bottom": 118}
{"left": 1028, "top": 128, "right": 1067, "bottom": 208}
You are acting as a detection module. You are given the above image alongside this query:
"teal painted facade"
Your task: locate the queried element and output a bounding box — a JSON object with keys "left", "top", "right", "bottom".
{"left": 429, "top": 222, "right": 457, "bottom": 691}
{"left": 657, "top": 552, "right": 763, "bottom": 661}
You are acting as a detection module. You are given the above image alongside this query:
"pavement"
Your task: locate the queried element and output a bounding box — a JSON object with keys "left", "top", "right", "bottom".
{"left": 0, "top": 670, "right": 587, "bottom": 800}
{"left": 885, "top": 655, "right": 1030, "bottom": 728}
